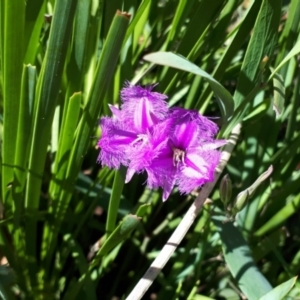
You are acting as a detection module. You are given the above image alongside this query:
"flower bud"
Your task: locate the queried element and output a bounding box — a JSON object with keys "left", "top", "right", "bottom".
{"left": 219, "top": 174, "right": 232, "bottom": 206}
{"left": 259, "top": 56, "right": 269, "bottom": 71}
{"left": 232, "top": 190, "right": 249, "bottom": 215}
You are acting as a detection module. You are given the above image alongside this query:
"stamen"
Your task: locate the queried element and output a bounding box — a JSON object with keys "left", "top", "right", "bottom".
{"left": 131, "top": 134, "right": 148, "bottom": 146}
{"left": 173, "top": 148, "right": 185, "bottom": 166}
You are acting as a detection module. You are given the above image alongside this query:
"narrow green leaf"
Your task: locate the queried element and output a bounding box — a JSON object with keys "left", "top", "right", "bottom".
{"left": 13, "top": 64, "right": 36, "bottom": 225}
{"left": 160, "top": 0, "right": 187, "bottom": 50}
{"left": 275, "top": 0, "right": 300, "bottom": 79}
{"left": 25, "top": 0, "right": 77, "bottom": 210}
{"left": 66, "top": 0, "right": 91, "bottom": 95}
{"left": 14, "top": 64, "right": 35, "bottom": 185}
{"left": 43, "top": 10, "right": 130, "bottom": 274}
{"left": 0, "top": 1, "right": 4, "bottom": 77}
{"left": 196, "top": 0, "right": 261, "bottom": 112}
{"left": 222, "top": 84, "right": 264, "bottom": 136}
{"left": 106, "top": 167, "right": 126, "bottom": 235}
{"left": 271, "top": 67, "right": 285, "bottom": 117}
{"left": 190, "top": 295, "right": 214, "bottom": 300}
{"left": 251, "top": 230, "right": 282, "bottom": 262}
{"left": 243, "top": 98, "right": 271, "bottom": 123}
{"left": 24, "top": 1, "right": 46, "bottom": 64}
{"left": 42, "top": 93, "right": 81, "bottom": 261}
{"left": 49, "top": 92, "right": 81, "bottom": 201}
{"left": 285, "top": 68, "right": 300, "bottom": 140}
{"left": 56, "top": 11, "right": 130, "bottom": 219}
{"left": 24, "top": 0, "right": 78, "bottom": 279}
{"left": 255, "top": 194, "right": 300, "bottom": 237}
{"left": 63, "top": 234, "right": 97, "bottom": 300}
{"left": 95, "top": 214, "right": 141, "bottom": 260}
{"left": 258, "top": 277, "right": 297, "bottom": 300}
{"left": 172, "top": 0, "right": 225, "bottom": 58}
{"left": 269, "top": 38, "right": 300, "bottom": 81}
{"left": 212, "top": 214, "right": 273, "bottom": 300}
{"left": 136, "top": 203, "right": 151, "bottom": 218}
{"left": 124, "top": 0, "right": 150, "bottom": 46}
{"left": 234, "top": 0, "right": 281, "bottom": 107}
{"left": 143, "top": 51, "right": 234, "bottom": 121}
{"left": 2, "top": 0, "right": 25, "bottom": 205}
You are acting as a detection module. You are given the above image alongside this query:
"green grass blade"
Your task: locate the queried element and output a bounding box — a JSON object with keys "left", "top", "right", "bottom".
{"left": 171, "top": 0, "right": 225, "bottom": 58}
{"left": 196, "top": 0, "right": 261, "bottom": 112}
{"left": 13, "top": 65, "right": 36, "bottom": 224}
{"left": 124, "top": 0, "right": 151, "bottom": 46}
{"left": 41, "top": 93, "right": 81, "bottom": 261}
{"left": 64, "top": 11, "right": 130, "bottom": 186}
{"left": 221, "top": 84, "right": 264, "bottom": 136}
{"left": 56, "top": 11, "right": 130, "bottom": 209}
{"left": 106, "top": 167, "right": 126, "bottom": 235}
{"left": 234, "top": 0, "right": 281, "bottom": 108}
{"left": 43, "top": 10, "right": 130, "bottom": 273}
{"left": 285, "top": 68, "right": 300, "bottom": 140}
{"left": 269, "top": 38, "right": 300, "bottom": 80}
{"left": 24, "top": 0, "right": 77, "bottom": 280}
{"left": 258, "top": 277, "right": 297, "bottom": 300}
{"left": 49, "top": 93, "right": 81, "bottom": 201}
{"left": 212, "top": 214, "right": 273, "bottom": 300}
{"left": 275, "top": 0, "right": 300, "bottom": 73}
{"left": 63, "top": 234, "right": 97, "bottom": 299}
{"left": 160, "top": 0, "right": 187, "bottom": 51}
{"left": 0, "top": 1, "right": 3, "bottom": 80}
{"left": 158, "top": 0, "right": 226, "bottom": 92}
{"left": 255, "top": 194, "right": 300, "bottom": 237}
{"left": 143, "top": 51, "right": 234, "bottom": 121}
{"left": 271, "top": 67, "right": 285, "bottom": 117}
{"left": 66, "top": 0, "right": 91, "bottom": 95}
{"left": 2, "top": 0, "right": 25, "bottom": 206}
{"left": 25, "top": 0, "right": 77, "bottom": 210}
{"left": 92, "top": 214, "right": 142, "bottom": 265}
{"left": 24, "top": 1, "right": 45, "bottom": 64}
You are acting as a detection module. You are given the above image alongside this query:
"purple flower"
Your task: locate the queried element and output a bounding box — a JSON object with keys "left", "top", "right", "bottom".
{"left": 97, "top": 83, "right": 169, "bottom": 170}
{"left": 129, "top": 108, "right": 226, "bottom": 200}
{"left": 98, "top": 83, "right": 225, "bottom": 201}
{"left": 169, "top": 108, "right": 226, "bottom": 196}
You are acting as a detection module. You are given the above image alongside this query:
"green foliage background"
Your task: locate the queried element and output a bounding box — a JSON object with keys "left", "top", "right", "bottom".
{"left": 0, "top": 0, "right": 300, "bottom": 299}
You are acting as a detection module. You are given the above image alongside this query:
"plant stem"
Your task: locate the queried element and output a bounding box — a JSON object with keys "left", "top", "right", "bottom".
{"left": 126, "top": 123, "right": 242, "bottom": 300}
{"left": 106, "top": 166, "right": 126, "bottom": 235}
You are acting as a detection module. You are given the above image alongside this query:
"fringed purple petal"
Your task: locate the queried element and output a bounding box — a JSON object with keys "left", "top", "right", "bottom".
{"left": 108, "top": 104, "right": 122, "bottom": 120}
{"left": 171, "top": 121, "right": 200, "bottom": 149}
{"left": 169, "top": 107, "right": 219, "bottom": 137}
{"left": 190, "top": 140, "right": 227, "bottom": 152}
{"left": 177, "top": 149, "right": 221, "bottom": 194}
{"left": 127, "top": 118, "right": 173, "bottom": 172}
{"left": 120, "top": 83, "right": 169, "bottom": 132}
{"left": 98, "top": 117, "right": 136, "bottom": 169}
{"left": 145, "top": 158, "right": 176, "bottom": 201}
{"left": 125, "top": 168, "right": 135, "bottom": 183}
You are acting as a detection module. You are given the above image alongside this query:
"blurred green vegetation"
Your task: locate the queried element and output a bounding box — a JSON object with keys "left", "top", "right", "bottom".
{"left": 0, "top": 0, "right": 300, "bottom": 299}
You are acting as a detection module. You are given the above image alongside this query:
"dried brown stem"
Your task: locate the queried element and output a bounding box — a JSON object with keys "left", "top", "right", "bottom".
{"left": 126, "top": 123, "right": 241, "bottom": 300}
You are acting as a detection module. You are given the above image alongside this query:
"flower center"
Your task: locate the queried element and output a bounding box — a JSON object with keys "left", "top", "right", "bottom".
{"left": 173, "top": 148, "right": 185, "bottom": 166}
{"left": 131, "top": 134, "right": 149, "bottom": 147}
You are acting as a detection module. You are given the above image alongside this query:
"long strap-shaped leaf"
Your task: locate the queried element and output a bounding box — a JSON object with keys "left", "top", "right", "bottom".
{"left": 24, "top": 0, "right": 78, "bottom": 280}
{"left": 212, "top": 214, "right": 273, "bottom": 300}
{"left": 2, "top": 0, "right": 25, "bottom": 206}
{"left": 43, "top": 10, "right": 131, "bottom": 273}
